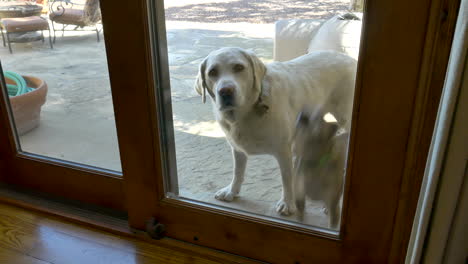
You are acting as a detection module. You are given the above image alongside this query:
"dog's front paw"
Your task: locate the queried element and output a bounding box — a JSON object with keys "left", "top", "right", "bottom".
{"left": 215, "top": 186, "right": 237, "bottom": 202}
{"left": 276, "top": 199, "right": 297, "bottom": 216}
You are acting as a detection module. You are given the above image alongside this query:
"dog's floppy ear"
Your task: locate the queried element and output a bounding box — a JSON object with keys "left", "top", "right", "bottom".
{"left": 240, "top": 49, "right": 266, "bottom": 93}
{"left": 194, "top": 58, "right": 208, "bottom": 103}
{"left": 240, "top": 49, "right": 268, "bottom": 114}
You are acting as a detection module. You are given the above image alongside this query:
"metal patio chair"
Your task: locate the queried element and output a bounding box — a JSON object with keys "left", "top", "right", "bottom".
{"left": 48, "top": 0, "right": 101, "bottom": 43}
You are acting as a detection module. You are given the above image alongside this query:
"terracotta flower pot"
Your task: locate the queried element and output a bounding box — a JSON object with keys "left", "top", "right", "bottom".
{"left": 7, "top": 76, "right": 48, "bottom": 135}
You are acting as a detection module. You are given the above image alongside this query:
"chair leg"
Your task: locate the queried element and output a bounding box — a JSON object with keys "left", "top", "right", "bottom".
{"left": 51, "top": 20, "right": 57, "bottom": 43}
{"left": 0, "top": 28, "right": 5, "bottom": 47}
{"left": 95, "top": 25, "right": 100, "bottom": 42}
{"left": 48, "top": 27, "right": 53, "bottom": 49}
{"left": 41, "top": 30, "right": 45, "bottom": 43}
{"left": 6, "top": 32, "right": 12, "bottom": 54}
{"left": 62, "top": 24, "right": 65, "bottom": 37}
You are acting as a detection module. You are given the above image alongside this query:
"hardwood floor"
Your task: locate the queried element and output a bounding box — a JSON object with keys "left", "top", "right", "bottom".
{"left": 0, "top": 202, "right": 258, "bottom": 264}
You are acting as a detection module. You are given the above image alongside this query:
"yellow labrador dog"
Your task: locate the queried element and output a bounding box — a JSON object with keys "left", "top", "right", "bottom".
{"left": 194, "top": 47, "right": 356, "bottom": 215}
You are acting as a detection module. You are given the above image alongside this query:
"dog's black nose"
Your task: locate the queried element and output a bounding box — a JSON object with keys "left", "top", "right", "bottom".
{"left": 219, "top": 86, "right": 234, "bottom": 97}
{"left": 219, "top": 86, "right": 234, "bottom": 105}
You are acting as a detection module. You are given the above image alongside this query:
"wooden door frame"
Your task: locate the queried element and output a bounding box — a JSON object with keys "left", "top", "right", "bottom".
{"left": 121, "top": 0, "right": 462, "bottom": 263}
{"left": 387, "top": 0, "right": 462, "bottom": 262}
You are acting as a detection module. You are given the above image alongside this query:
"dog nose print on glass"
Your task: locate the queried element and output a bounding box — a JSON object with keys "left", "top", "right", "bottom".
{"left": 159, "top": 0, "right": 364, "bottom": 232}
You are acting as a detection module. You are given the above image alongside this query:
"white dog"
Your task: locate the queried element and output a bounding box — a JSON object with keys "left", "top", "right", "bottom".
{"left": 194, "top": 47, "right": 356, "bottom": 215}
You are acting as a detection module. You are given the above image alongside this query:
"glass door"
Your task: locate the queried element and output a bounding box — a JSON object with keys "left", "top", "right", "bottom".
{"left": 0, "top": 0, "right": 162, "bottom": 212}
{"left": 160, "top": 0, "right": 364, "bottom": 232}
{"left": 139, "top": 0, "right": 459, "bottom": 262}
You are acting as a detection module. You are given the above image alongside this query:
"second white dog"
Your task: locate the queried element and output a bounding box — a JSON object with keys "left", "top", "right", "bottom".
{"left": 194, "top": 47, "right": 356, "bottom": 215}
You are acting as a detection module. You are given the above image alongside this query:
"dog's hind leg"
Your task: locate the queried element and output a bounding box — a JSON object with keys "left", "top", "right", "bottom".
{"left": 275, "top": 150, "right": 297, "bottom": 216}
{"left": 327, "top": 191, "right": 342, "bottom": 230}
{"left": 215, "top": 149, "right": 247, "bottom": 202}
{"left": 294, "top": 159, "right": 306, "bottom": 221}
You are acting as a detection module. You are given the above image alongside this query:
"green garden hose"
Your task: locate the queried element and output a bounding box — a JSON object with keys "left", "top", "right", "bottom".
{"left": 4, "top": 71, "right": 34, "bottom": 97}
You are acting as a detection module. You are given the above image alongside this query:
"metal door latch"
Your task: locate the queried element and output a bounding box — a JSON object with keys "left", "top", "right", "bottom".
{"left": 145, "top": 217, "right": 166, "bottom": 240}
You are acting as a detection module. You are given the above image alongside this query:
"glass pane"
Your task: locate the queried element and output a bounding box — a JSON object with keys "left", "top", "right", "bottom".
{"left": 160, "top": 0, "right": 363, "bottom": 231}
{"left": 1, "top": 0, "right": 121, "bottom": 171}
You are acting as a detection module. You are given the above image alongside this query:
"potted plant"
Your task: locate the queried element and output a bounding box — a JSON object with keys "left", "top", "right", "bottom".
{"left": 5, "top": 71, "right": 48, "bottom": 135}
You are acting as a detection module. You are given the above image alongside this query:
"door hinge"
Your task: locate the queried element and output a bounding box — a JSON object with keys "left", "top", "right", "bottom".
{"left": 145, "top": 217, "right": 166, "bottom": 240}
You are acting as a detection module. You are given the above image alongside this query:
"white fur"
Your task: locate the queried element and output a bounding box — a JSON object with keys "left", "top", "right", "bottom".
{"left": 194, "top": 47, "right": 356, "bottom": 216}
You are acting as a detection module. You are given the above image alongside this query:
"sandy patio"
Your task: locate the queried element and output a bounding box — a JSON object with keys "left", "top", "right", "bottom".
{"left": 0, "top": 0, "right": 350, "bottom": 229}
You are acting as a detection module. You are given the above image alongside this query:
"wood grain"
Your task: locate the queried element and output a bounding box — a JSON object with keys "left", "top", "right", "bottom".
{"left": 0, "top": 202, "right": 247, "bottom": 264}
{"left": 0, "top": 246, "right": 50, "bottom": 264}
{"left": 0, "top": 212, "right": 36, "bottom": 253}
{"left": 0, "top": 64, "right": 17, "bottom": 183}
{"left": 98, "top": 0, "right": 161, "bottom": 227}
{"left": 1, "top": 158, "right": 126, "bottom": 211}
{"left": 388, "top": 0, "right": 462, "bottom": 262}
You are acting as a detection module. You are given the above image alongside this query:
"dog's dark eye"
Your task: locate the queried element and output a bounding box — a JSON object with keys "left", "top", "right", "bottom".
{"left": 208, "top": 68, "right": 218, "bottom": 78}
{"left": 233, "top": 64, "right": 244, "bottom": 72}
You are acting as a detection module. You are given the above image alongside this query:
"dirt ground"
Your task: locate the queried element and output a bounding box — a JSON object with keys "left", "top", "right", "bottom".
{"left": 164, "top": 0, "right": 350, "bottom": 23}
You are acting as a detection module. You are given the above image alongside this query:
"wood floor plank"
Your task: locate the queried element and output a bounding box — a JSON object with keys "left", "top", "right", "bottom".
{"left": 0, "top": 212, "right": 38, "bottom": 253}
{"left": 0, "top": 202, "right": 249, "bottom": 264}
{"left": 0, "top": 202, "right": 255, "bottom": 264}
{"left": 0, "top": 246, "right": 51, "bottom": 264}
{"left": 28, "top": 228, "right": 190, "bottom": 264}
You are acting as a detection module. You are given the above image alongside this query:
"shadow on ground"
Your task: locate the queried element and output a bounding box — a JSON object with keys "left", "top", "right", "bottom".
{"left": 165, "top": 0, "right": 349, "bottom": 23}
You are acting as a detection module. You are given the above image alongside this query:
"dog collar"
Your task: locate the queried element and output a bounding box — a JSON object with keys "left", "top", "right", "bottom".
{"left": 299, "top": 151, "right": 332, "bottom": 170}
{"left": 253, "top": 84, "right": 269, "bottom": 115}
{"left": 317, "top": 152, "right": 332, "bottom": 168}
